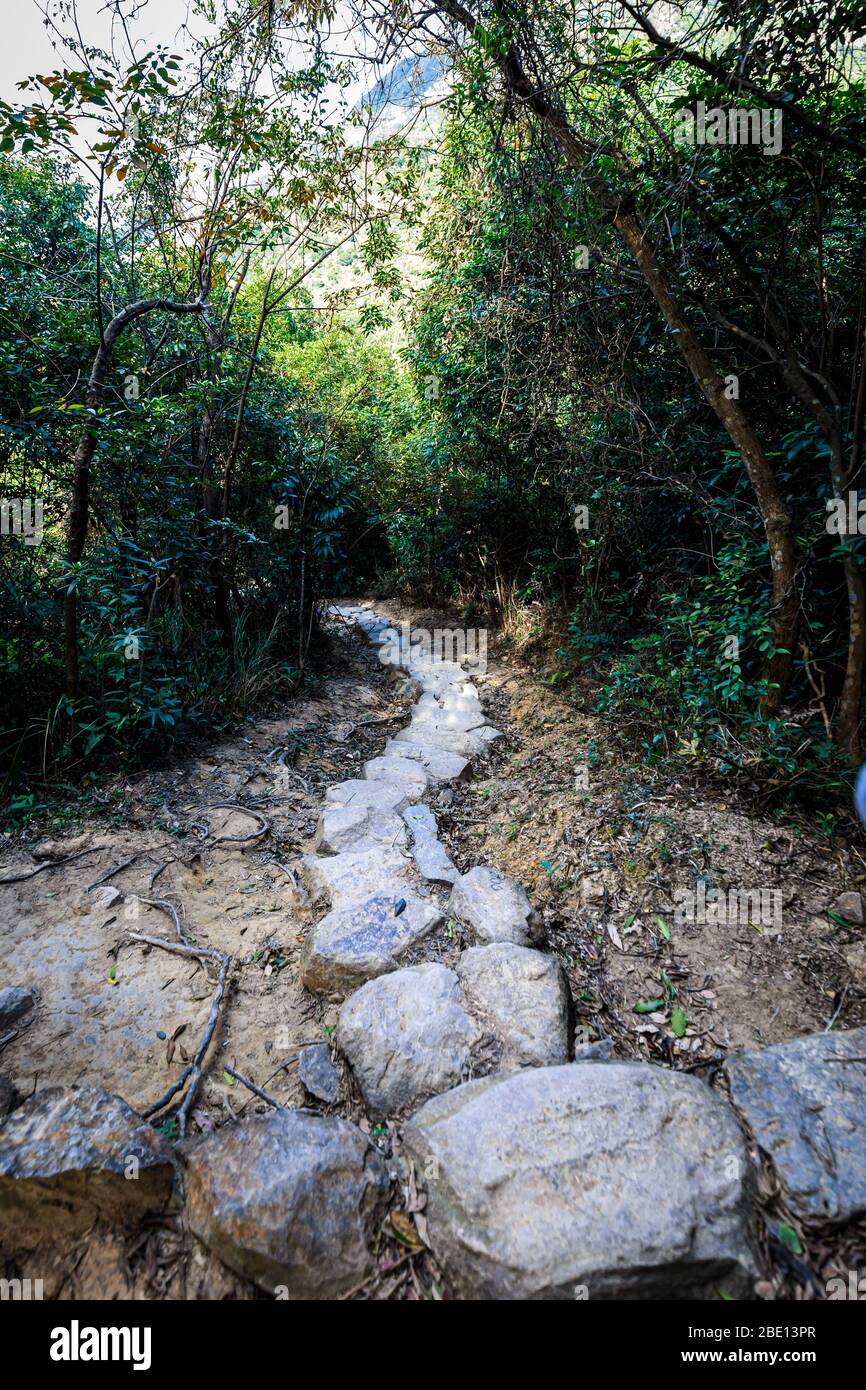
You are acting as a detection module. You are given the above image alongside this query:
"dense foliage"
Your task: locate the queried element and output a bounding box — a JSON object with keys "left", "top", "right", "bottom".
{"left": 1, "top": 0, "right": 865, "bottom": 811}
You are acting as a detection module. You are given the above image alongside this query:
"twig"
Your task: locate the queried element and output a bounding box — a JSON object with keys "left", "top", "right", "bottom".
{"left": 224, "top": 1064, "right": 285, "bottom": 1109}
{"left": 338, "top": 1251, "right": 416, "bottom": 1301}
{"left": 124, "top": 894, "right": 187, "bottom": 943}
{"left": 118, "top": 931, "right": 231, "bottom": 1138}
{"left": 237, "top": 1055, "right": 298, "bottom": 1114}
{"left": 273, "top": 757, "right": 311, "bottom": 792}
{"left": 142, "top": 1065, "right": 194, "bottom": 1120}
{"left": 799, "top": 642, "right": 832, "bottom": 739}
{"left": 826, "top": 984, "right": 850, "bottom": 1032}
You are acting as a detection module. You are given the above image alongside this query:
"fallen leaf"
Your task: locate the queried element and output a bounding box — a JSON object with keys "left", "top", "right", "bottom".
{"left": 390, "top": 1210, "right": 425, "bottom": 1250}
{"left": 777, "top": 1222, "right": 802, "bottom": 1255}
{"left": 634, "top": 997, "right": 665, "bottom": 1014}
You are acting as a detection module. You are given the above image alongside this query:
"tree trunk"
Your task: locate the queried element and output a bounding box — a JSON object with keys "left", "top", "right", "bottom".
{"left": 64, "top": 297, "right": 205, "bottom": 728}
{"left": 437, "top": 0, "right": 799, "bottom": 710}
{"left": 612, "top": 210, "right": 797, "bottom": 711}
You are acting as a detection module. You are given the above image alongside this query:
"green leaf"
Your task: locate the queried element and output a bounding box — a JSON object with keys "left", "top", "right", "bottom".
{"left": 656, "top": 916, "right": 671, "bottom": 941}
{"left": 634, "top": 997, "right": 665, "bottom": 1013}
{"left": 671, "top": 1006, "right": 687, "bottom": 1038}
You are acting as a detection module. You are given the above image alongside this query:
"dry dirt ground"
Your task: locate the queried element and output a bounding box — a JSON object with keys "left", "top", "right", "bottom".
{"left": 2, "top": 600, "right": 865, "bottom": 1299}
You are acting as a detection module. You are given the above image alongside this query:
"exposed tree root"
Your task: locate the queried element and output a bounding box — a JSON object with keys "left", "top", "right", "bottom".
{"left": 0, "top": 847, "right": 100, "bottom": 886}
{"left": 209, "top": 803, "right": 271, "bottom": 847}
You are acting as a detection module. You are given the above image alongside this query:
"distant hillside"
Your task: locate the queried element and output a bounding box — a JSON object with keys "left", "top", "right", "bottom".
{"left": 355, "top": 52, "right": 450, "bottom": 139}
{"left": 363, "top": 54, "right": 449, "bottom": 112}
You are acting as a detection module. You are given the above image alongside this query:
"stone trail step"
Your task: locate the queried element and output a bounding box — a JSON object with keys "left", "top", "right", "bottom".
{"left": 300, "top": 891, "right": 445, "bottom": 996}
{"left": 336, "top": 945, "right": 572, "bottom": 1115}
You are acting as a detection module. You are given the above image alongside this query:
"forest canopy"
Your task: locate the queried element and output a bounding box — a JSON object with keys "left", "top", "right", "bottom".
{"left": 1, "top": 0, "right": 865, "bottom": 811}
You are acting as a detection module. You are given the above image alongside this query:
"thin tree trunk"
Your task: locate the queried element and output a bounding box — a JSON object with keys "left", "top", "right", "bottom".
{"left": 612, "top": 210, "right": 797, "bottom": 710}
{"left": 437, "top": 0, "right": 798, "bottom": 709}
{"left": 64, "top": 297, "right": 205, "bottom": 725}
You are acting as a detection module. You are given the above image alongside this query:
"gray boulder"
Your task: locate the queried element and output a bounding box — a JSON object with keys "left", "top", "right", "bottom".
{"left": 325, "top": 780, "right": 409, "bottom": 815}
{"left": 724, "top": 1027, "right": 866, "bottom": 1225}
{"left": 300, "top": 845, "right": 413, "bottom": 911}
{"left": 413, "top": 693, "right": 484, "bottom": 732}
{"left": 384, "top": 739, "right": 472, "bottom": 784}
{"left": 301, "top": 892, "right": 444, "bottom": 996}
{"left": 298, "top": 1042, "right": 340, "bottom": 1105}
{"left": 0, "top": 986, "right": 35, "bottom": 1031}
{"left": 393, "top": 722, "right": 495, "bottom": 759}
{"left": 0, "top": 1086, "right": 175, "bottom": 1238}
{"left": 339, "top": 963, "right": 480, "bottom": 1115}
{"left": 449, "top": 866, "right": 538, "bottom": 945}
{"left": 363, "top": 756, "right": 428, "bottom": 798}
{"left": 403, "top": 1063, "right": 755, "bottom": 1300}
{"left": 184, "top": 1110, "right": 387, "bottom": 1297}
{"left": 411, "top": 830, "right": 459, "bottom": 886}
{"left": 455, "top": 943, "right": 571, "bottom": 1068}
{"left": 402, "top": 803, "right": 438, "bottom": 837}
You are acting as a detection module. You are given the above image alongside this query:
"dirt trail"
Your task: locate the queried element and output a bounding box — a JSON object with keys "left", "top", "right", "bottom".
{"left": 2, "top": 600, "right": 864, "bottom": 1298}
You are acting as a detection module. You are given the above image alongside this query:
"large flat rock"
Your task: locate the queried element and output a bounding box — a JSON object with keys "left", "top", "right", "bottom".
{"left": 449, "top": 865, "right": 538, "bottom": 945}
{"left": 0, "top": 903, "right": 213, "bottom": 1114}
{"left": 455, "top": 944, "right": 571, "bottom": 1068}
{"left": 325, "top": 780, "right": 410, "bottom": 815}
{"left": 339, "top": 963, "right": 479, "bottom": 1115}
{"left": 301, "top": 892, "right": 445, "bottom": 996}
{"left": 363, "top": 756, "right": 428, "bottom": 798}
{"left": 393, "top": 723, "right": 495, "bottom": 759}
{"left": 724, "top": 1027, "right": 866, "bottom": 1225}
{"left": 403, "top": 1063, "right": 756, "bottom": 1300}
{"left": 414, "top": 693, "right": 485, "bottom": 731}
{"left": 402, "top": 804, "right": 438, "bottom": 837}
{"left": 0, "top": 1086, "right": 175, "bottom": 1238}
{"left": 383, "top": 739, "right": 472, "bottom": 784}
{"left": 314, "top": 803, "right": 407, "bottom": 855}
{"left": 184, "top": 1110, "right": 387, "bottom": 1296}
{"left": 405, "top": 660, "right": 468, "bottom": 688}
{"left": 300, "top": 845, "right": 414, "bottom": 911}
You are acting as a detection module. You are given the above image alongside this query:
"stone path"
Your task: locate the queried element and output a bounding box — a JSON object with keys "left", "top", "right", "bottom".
{"left": 2, "top": 600, "right": 866, "bottom": 1300}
